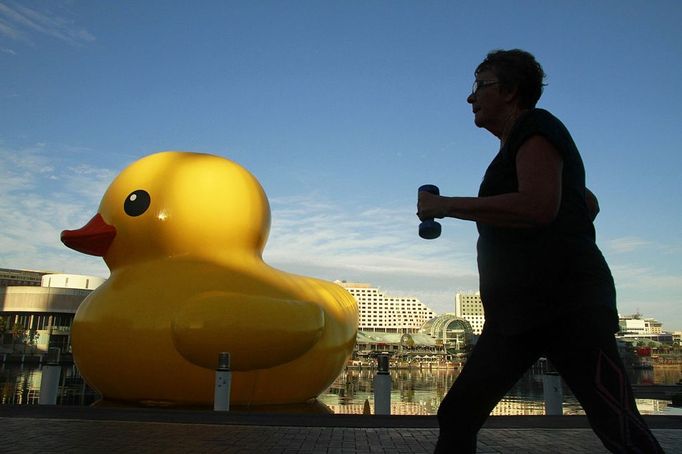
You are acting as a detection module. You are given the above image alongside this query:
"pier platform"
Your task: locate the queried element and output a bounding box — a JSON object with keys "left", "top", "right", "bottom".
{"left": 1, "top": 406, "right": 680, "bottom": 453}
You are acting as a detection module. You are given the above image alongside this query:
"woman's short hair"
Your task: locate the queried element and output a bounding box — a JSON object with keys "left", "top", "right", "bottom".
{"left": 476, "top": 49, "right": 546, "bottom": 109}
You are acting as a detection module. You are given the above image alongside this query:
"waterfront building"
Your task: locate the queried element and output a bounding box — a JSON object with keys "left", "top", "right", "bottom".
{"left": 621, "top": 317, "right": 648, "bottom": 335}
{"left": 1, "top": 270, "right": 103, "bottom": 355}
{"left": 617, "top": 313, "right": 673, "bottom": 345}
{"left": 454, "top": 291, "right": 484, "bottom": 335}
{"left": 673, "top": 332, "right": 682, "bottom": 347}
{"left": 354, "top": 331, "right": 442, "bottom": 356}
{"left": 619, "top": 313, "right": 664, "bottom": 335}
{"left": 420, "top": 313, "right": 474, "bottom": 353}
{"left": 0, "top": 268, "right": 48, "bottom": 287}
{"left": 351, "top": 315, "right": 474, "bottom": 361}
{"left": 336, "top": 281, "right": 437, "bottom": 334}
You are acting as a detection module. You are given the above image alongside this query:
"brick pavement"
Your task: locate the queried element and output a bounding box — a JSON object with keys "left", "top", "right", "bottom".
{"left": 1, "top": 406, "right": 680, "bottom": 453}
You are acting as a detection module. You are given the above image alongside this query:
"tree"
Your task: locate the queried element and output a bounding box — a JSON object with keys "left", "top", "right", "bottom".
{"left": 0, "top": 316, "right": 7, "bottom": 344}
{"left": 10, "top": 323, "right": 26, "bottom": 353}
{"left": 25, "top": 329, "right": 40, "bottom": 354}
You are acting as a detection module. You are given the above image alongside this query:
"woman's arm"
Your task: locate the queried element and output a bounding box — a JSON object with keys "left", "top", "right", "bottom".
{"left": 417, "top": 135, "right": 563, "bottom": 228}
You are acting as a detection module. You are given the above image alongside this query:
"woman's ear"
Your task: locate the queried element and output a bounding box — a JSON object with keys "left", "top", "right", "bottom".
{"left": 502, "top": 84, "right": 519, "bottom": 104}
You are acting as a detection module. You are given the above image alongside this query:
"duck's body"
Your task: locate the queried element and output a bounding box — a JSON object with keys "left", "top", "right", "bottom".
{"left": 63, "top": 151, "right": 357, "bottom": 406}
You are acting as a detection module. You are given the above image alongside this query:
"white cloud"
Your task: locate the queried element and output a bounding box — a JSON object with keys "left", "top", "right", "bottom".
{"left": 606, "top": 236, "right": 651, "bottom": 254}
{"left": 603, "top": 236, "right": 682, "bottom": 328}
{"left": 610, "top": 263, "right": 682, "bottom": 292}
{"left": 2, "top": 146, "right": 678, "bottom": 325}
{"left": 0, "top": 15, "right": 22, "bottom": 40}
{"left": 15, "top": 147, "right": 681, "bottom": 327}
{"left": 0, "top": 144, "right": 111, "bottom": 278}
{"left": 264, "top": 194, "right": 480, "bottom": 313}
{"left": 608, "top": 262, "right": 682, "bottom": 331}
{"left": 0, "top": 148, "right": 479, "bottom": 313}
{"left": 0, "top": 1, "right": 94, "bottom": 46}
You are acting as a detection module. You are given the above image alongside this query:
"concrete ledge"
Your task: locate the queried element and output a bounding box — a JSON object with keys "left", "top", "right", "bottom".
{"left": 1, "top": 405, "right": 680, "bottom": 429}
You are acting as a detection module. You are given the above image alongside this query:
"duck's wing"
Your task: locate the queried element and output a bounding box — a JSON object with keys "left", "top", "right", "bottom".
{"left": 171, "top": 291, "right": 325, "bottom": 371}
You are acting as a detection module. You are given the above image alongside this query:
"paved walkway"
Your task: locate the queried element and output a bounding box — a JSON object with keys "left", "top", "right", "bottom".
{"left": 1, "top": 406, "right": 681, "bottom": 453}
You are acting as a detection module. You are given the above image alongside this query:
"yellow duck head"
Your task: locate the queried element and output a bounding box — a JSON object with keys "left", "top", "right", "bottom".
{"left": 62, "top": 151, "right": 271, "bottom": 268}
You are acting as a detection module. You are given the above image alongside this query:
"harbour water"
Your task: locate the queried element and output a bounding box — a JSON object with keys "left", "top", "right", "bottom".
{"left": 319, "top": 365, "right": 682, "bottom": 415}
{"left": 2, "top": 361, "right": 681, "bottom": 415}
{"left": 1, "top": 362, "right": 99, "bottom": 406}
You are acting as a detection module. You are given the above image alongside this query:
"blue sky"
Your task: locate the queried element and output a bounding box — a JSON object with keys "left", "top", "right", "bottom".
{"left": 1, "top": 1, "right": 681, "bottom": 330}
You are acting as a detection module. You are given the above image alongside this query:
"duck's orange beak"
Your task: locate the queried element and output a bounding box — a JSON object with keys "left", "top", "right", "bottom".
{"left": 61, "top": 214, "right": 117, "bottom": 257}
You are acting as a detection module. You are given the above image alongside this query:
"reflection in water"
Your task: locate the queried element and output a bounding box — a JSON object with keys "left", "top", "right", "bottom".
{"left": 1, "top": 362, "right": 680, "bottom": 415}
{"left": 1, "top": 363, "right": 99, "bottom": 406}
{"left": 318, "top": 365, "right": 682, "bottom": 416}
{"left": 319, "top": 367, "right": 456, "bottom": 415}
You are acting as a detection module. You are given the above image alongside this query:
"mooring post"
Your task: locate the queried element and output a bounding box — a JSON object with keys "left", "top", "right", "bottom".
{"left": 374, "top": 354, "right": 391, "bottom": 415}
{"left": 38, "top": 347, "right": 61, "bottom": 405}
{"left": 543, "top": 371, "right": 563, "bottom": 415}
{"left": 214, "top": 352, "right": 232, "bottom": 411}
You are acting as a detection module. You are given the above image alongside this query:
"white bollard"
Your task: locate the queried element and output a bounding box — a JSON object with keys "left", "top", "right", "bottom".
{"left": 39, "top": 348, "right": 61, "bottom": 405}
{"left": 214, "top": 352, "right": 232, "bottom": 412}
{"left": 373, "top": 354, "right": 391, "bottom": 415}
{"left": 542, "top": 372, "right": 563, "bottom": 415}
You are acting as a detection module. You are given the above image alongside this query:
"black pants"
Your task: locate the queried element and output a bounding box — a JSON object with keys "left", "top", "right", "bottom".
{"left": 435, "top": 314, "right": 664, "bottom": 453}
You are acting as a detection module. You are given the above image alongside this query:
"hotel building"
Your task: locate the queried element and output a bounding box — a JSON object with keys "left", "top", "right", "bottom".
{"left": 336, "top": 281, "right": 437, "bottom": 334}
{"left": 454, "top": 291, "right": 485, "bottom": 335}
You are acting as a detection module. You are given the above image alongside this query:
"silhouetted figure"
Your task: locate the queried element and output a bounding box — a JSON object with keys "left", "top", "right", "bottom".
{"left": 417, "top": 49, "right": 663, "bottom": 454}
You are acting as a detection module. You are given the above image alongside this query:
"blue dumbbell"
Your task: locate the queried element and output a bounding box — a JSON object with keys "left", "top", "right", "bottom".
{"left": 418, "top": 184, "right": 441, "bottom": 240}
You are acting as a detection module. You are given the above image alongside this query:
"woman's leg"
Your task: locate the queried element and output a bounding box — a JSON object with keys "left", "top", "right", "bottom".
{"left": 548, "top": 324, "right": 663, "bottom": 453}
{"left": 435, "top": 326, "right": 542, "bottom": 453}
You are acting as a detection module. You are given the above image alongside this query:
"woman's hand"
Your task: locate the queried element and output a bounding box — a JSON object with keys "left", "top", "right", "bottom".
{"left": 417, "top": 191, "right": 445, "bottom": 221}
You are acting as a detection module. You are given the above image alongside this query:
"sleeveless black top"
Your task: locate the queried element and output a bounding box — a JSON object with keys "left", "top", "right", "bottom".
{"left": 476, "top": 109, "right": 617, "bottom": 335}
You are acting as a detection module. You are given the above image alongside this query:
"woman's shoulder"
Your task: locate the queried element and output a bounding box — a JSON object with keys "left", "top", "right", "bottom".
{"left": 519, "top": 108, "right": 562, "bottom": 129}
{"left": 510, "top": 108, "right": 573, "bottom": 152}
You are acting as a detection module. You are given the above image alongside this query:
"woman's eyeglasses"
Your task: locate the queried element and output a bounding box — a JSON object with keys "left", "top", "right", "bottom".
{"left": 471, "top": 80, "right": 499, "bottom": 96}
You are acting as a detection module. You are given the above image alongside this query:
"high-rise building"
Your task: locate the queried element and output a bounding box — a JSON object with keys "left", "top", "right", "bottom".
{"left": 336, "top": 281, "right": 437, "bottom": 334}
{"left": 455, "top": 291, "right": 484, "bottom": 335}
{"left": 0, "top": 268, "right": 48, "bottom": 287}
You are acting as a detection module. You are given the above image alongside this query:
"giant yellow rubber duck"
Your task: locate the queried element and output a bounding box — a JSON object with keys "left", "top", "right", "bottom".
{"left": 61, "top": 151, "right": 358, "bottom": 407}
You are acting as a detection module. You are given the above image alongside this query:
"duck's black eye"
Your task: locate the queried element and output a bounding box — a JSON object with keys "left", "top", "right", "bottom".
{"left": 124, "top": 190, "right": 151, "bottom": 217}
